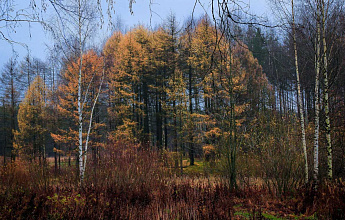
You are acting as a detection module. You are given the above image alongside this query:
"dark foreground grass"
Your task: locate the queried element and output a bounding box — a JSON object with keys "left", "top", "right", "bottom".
{"left": 0, "top": 143, "right": 345, "bottom": 219}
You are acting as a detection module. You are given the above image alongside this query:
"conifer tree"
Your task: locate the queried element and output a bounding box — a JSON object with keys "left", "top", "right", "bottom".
{"left": 152, "top": 16, "right": 179, "bottom": 149}
{"left": 104, "top": 31, "right": 139, "bottom": 143}
{"left": 166, "top": 68, "right": 189, "bottom": 174}
{"left": 14, "top": 76, "right": 49, "bottom": 161}
{"left": 0, "top": 57, "right": 21, "bottom": 161}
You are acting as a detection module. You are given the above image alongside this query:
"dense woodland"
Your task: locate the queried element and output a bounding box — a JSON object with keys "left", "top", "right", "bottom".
{"left": 1, "top": 0, "right": 345, "bottom": 219}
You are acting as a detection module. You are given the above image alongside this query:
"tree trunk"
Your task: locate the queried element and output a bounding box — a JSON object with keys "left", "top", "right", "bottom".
{"left": 143, "top": 81, "right": 150, "bottom": 147}
{"left": 2, "top": 98, "right": 6, "bottom": 165}
{"left": 156, "top": 88, "right": 162, "bottom": 149}
{"left": 188, "top": 62, "right": 194, "bottom": 166}
{"left": 10, "top": 65, "right": 16, "bottom": 161}
{"left": 321, "top": 0, "right": 332, "bottom": 180}
{"left": 292, "top": 0, "right": 309, "bottom": 183}
{"left": 313, "top": 4, "right": 321, "bottom": 185}
{"left": 78, "top": 0, "right": 84, "bottom": 183}
{"left": 83, "top": 63, "right": 105, "bottom": 177}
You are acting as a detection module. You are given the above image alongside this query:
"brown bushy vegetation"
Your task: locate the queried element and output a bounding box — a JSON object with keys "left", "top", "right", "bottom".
{"left": 1, "top": 143, "right": 345, "bottom": 219}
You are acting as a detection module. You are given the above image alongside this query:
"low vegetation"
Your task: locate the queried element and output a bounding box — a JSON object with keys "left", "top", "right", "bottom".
{"left": 1, "top": 143, "right": 345, "bottom": 219}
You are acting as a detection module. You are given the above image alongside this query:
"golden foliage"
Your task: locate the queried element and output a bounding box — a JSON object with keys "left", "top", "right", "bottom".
{"left": 52, "top": 49, "right": 104, "bottom": 152}
{"left": 14, "top": 76, "right": 50, "bottom": 158}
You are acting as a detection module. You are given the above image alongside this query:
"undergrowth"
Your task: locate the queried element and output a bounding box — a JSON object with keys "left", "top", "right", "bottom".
{"left": 0, "top": 142, "right": 344, "bottom": 219}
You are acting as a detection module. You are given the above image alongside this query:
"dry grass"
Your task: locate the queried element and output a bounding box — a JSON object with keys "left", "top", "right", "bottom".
{"left": 0, "top": 143, "right": 344, "bottom": 219}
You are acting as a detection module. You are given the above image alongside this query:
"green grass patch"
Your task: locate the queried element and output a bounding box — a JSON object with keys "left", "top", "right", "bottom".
{"left": 234, "top": 211, "right": 285, "bottom": 219}
{"left": 292, "top": 213, "right": 318, "bottom": 220}
{"left": 233, "top": 203, "right": 243, "bottom": 208}
{"left": 262, "top": 213, "right": 283, "bottom": 220}
{"left": 234, "top": 211, "right": 252, "bottom": 219}
{"left": 183, "top": 159, "right": 206, "bottom": 175}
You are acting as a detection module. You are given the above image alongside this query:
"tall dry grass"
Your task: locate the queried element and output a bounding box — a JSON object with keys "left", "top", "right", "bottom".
{"left": 0, "top": 142, "right": 345, "bottom": 219}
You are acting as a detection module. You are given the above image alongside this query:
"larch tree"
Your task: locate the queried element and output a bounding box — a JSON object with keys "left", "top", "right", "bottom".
{"left": 152, "top": 28, "right": 169, "bottom": 150}
{"left": 166, "top": 68, "right": 189, "bottom": 174}
{"left": 14, "top": 76, "right": 49, "bottom": 161}
{"left": 0, "top": 57, "right": 21, "bottom": 161}
{"left": 182, "top": 16, "right": 217, "bottom": 166}
{"left": 19, "top": 54, "right": 35, "bottom": 97}
{"left": 132, "top": 27, "right": 154, "bottom": 146}
{"left": 151, "top": 14, "right": 180, "bottom": 150}
{"left": 104, "top": 31, "right": 140, "bottom": 143}
{"left": 218, "top": 22, "right": 272, "bottom": 188}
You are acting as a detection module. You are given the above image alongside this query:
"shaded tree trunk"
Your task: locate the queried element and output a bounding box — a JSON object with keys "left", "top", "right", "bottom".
{"left": 321, "top": 0, "right": 332, "bottom": 179}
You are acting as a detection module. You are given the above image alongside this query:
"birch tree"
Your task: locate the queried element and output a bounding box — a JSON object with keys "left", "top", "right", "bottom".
{"left": 320, "top": 0, "right": 332, "bottom": 180}
{"left": 50, "top": 0, "right": 104, "bottom": 183}
{"left": 291, "top": 0, "right": 309, "bottom": 183}
{"left": 51, "top": 50, "right": 105, "bottom": 183}
{"left": 313, "top": 0, "right": 322, "bottom": 185}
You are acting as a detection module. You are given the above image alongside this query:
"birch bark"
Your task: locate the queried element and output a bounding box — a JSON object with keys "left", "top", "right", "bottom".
{"left": 313, "top": 1, "right": 321, "bottom": 185}
{"left": 292, "top": 0, "right": 309, "bottom": 183}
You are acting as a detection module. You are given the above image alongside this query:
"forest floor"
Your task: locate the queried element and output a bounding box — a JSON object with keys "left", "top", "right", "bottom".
{"left": 176, "top": 159, "right": 316, "bottom": 220}
{"left": 0, "top": 150, "right": 345, "bottom": 219}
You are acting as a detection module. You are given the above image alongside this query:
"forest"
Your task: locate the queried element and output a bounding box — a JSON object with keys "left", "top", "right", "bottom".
{"left": 1, "top": 0, "right": 345, "bottom": 219}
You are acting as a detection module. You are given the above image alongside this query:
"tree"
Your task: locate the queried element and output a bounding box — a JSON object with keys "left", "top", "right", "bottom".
{"left": 313, "top": 0, "right": 322, "bottom": 185}
{"left": 132, "top": 26, "right": 154, "bottom": 146}
{"left": 166, "top": 68, "right": 189, "bottom": 174}
{"left": 50, "top": 0, "right": 105, "bottom": 183}
{"left": 291, "top": 0, "right": 309, "bottom": 183}
{"left": 320, "top": 0, "right": 332, "bottom": 180}
{"left": 19, "top": 54, "right": 35, "bottom": 97}
{"left": 151, "top": 14, "right": 180, "bottom": 150}
{"left": 182, "top": 16, "right": 217, "bottom": 166}
{"left": 312, "top": 0, "right": 333, "bottom": 183}
{"left": 0, "top": 0, "right": 135, "bottom": 45}
{"left": 0, "top": 57, "right": 21, "bottom": 161}
{"left": 104, "top": 31, "right": 139, "bottom": 143}
{"left": 0, "top": 1, "right": 42, "bottom": 45}
{"left": 51, "top": 50, "right": 105, "bottom": 182}
{"left": 14, "top": 76, "right": 49, "bottom": 161}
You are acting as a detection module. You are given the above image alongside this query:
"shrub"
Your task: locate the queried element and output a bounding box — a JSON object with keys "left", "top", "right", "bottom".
{"left": 203, "top": 145, "right": 216, "bottom": 163}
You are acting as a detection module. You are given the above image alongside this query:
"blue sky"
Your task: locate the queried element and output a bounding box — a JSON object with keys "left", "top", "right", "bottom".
{"left": 0, "top": 0, "right": 270, "bottom": 68}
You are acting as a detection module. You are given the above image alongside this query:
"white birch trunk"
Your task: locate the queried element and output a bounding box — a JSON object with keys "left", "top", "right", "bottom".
{"left": 83, "top": 59, "right": 105, "bottom": 173}
{"left": 313, "top": 2, "right": 321, "bottom": 185}
{"left": 292, "top": 0, "right": 308, "bottom": 183}
{"left": 78, "top": 0, "right": 85, "bottom": 183}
